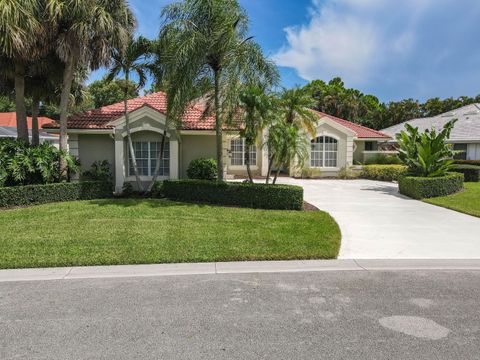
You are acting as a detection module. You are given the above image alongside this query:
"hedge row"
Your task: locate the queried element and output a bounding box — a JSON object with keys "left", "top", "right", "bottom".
{"left": 0, "top": 181, "right": 113, "bottom": 208}
{"left": 398, "top": 172, "right": 464, "bottom": 199}
{"left": 451, "top": 165, "right": 480, "bottom": 182}
{"left": 361, "top": 165, "right": 408, "bottom": 182}
{"left": 161, "top": 180, "right": 304, "bottom": 210}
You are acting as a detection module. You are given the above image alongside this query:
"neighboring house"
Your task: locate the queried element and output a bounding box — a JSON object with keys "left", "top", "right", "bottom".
{"left": 0, "top": 112, "right": 59, "bottom": 146}
{"left": 43, "top": 92, "right": 390, "bottom": 192}
{"left": 381, "top": 104, "right": 480, "bottom": 160}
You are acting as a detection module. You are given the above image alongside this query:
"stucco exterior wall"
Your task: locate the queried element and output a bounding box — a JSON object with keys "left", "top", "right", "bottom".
{"left": 77, "top": 134, "right": 115, "bottom": 174}
{"left": 353, "top": 140, "right": 364, "bottom": 164}
{"left": 180, "top": 134, "right": 217, "bottom": 178}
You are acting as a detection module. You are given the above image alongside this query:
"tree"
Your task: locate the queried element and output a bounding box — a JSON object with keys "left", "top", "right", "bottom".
{"left": 397, "top": 120, "right": 457, "bottom": 177}
{"left": 159, "top": 0, "right": 278, "bottom": 181}
{"left": 47, "top": 0, "right": 135, "bottom": 177}
{"left": 106, "top": 36, "right": 151, "bottom": 192}
{"left": 89, "top": 78, "right": 139, "bottom": 108}
{"left": 238, "top": 85, "right": 273, "bottom": 182}
{"left": 0, "top": 0, "right": 42, "bottom": 143}
{"left": 278, "top": 87, "right": 318, "bottom": 136}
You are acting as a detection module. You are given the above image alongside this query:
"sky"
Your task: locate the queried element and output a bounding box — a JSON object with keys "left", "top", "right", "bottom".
{"left": 91, "top": 0, "right": 480, "bottom": 103}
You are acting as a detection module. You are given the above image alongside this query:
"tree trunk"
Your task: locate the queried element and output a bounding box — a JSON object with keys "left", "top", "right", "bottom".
{"left": 273, "top": 166, "right": 281, "bottom": 184}
{"left": 266, "top": 154, "right": 274, "bottom": 184}
{"left": 31, "top": 97, "right": 40, "bottom": 146}
{"left": 124, "top": 71, "right": 143, "bottom": 192}
{"left": 58, "top": 56, "right": 76, "bottom": 178}
{"left": 245, "top": 143, "right": 253, "bottom": 183}
{"left": 147, "top": 128, "right": 167, "bottom": 192}
{"left": 14, "top": 61, "right": 29, "bottom": 144}
{"left": 214, "top": 69, "right": 224, "bottom": 181}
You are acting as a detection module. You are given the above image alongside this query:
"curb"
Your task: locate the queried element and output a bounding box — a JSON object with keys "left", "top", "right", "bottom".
{"left": 1, "top": 259, "right": 480, "bottom": 282}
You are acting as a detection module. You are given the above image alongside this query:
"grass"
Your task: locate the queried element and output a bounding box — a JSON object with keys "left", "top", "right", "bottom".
{"left": 0, "top": 199, "right": 341, "bottom": 269}
{"left": 424, "top": 182, "right": 480, "bottom": 218}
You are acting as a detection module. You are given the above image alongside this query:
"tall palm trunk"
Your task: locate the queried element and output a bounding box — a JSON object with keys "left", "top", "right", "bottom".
{"left": 58, "top": 56, "right": 76, "bottom": 178}
{"left": 147, "top": 128, "right": 167, "bottom": 192}
{"left": 214, "top": 69, "right": 224, "bottom": 181}
{"left": 266, "top": 154, "right": 274, "bottom": 184}
{"left": 14, "top": 61, "right": 29, "bottom": 144}
{"left": 273, "top": 167, "right": 281, "bottom": 184}
{"left": 245, "top": 143, "right": 253, "bottom": 183}
{"left": 31, "top": 97, "right": 40, "bottom": 146}
{"left": 124, "top": 72, "right": 143, "bottom": 192}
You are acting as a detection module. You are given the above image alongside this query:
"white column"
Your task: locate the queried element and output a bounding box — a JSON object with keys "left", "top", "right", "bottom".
{"left": 169, "top": 139, "right": 179, "bottom": 179}
{"left": 261, "top": 129, "right": 269, "bottom": 177}
{"left": 68, "top": 134, "right": 79, "bottom": 180}
{"left": 346, "top": 136, "right": 354, "bottom": 166}
{"left": 115, "top": 138, "right": 125, "bottom": 193}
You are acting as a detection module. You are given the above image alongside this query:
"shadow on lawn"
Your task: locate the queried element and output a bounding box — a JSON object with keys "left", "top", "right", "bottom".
{"left": 87, "top": 198, "right": 200, "bottom": 209}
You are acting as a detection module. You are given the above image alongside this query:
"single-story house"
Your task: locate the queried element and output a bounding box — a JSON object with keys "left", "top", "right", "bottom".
{"left": 381, "top": 104, "right": 480, "bottom": 160}
{"left": 43, "top": 92, "right": 390, "bottom": 192}
{"left": 0, "top": 112, "right": 59, "bottom": 146}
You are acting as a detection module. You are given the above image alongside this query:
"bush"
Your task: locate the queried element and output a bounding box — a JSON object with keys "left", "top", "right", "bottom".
{"left": 364, "top": 153, "right": 403, "bottom": 165}
{"left": 454, "top": 160, "right": 480, "bottom": 166}
{"left": 81, "top": 160, "right": 112, "bottom": 181}
{"left": 162, "top": 180, "right": 303, "bottom": 210}
{"left": 0, "top": 181, "right": 112, "bottom": 208}
{"left": 187, "top": 158, "right": 217, "bottom": 180}
{"left": 0, "top": 138, "right": 78, "bottom": 187}
{"left": 150, "top": 181, "right": 164, "bottom": 197}
{"left": 299, "top": 167, "right": 322, "bottom": 179}
{"left": 121, "top": 182, "right": 134, "bottom": 197}
{"left": 451, "top": 165, "right": 480, "bottom": 182}
{"left": 361, "top": 165, "right": 408, "bottom": 182}
{"left": 398, "top": 172, "right": 464, "bottom": 199}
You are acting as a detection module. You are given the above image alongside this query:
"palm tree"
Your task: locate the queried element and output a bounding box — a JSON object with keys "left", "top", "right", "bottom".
{"left": 279, "top": 88, "right": 318, "bottom": 135}
{"left": 159, "top": 0, "right": 278, "bottom": 181}
{"left": 47, "top": 0, "right": 135, "bottom": 177}
{"left": 106, "top": 36, "right": 151, "bottom": 192}
{"left": 0, "top": 0, "right": 42, "bottom": 143}
{"left": 239, "top": 86, "right": 273, "bottom": 182}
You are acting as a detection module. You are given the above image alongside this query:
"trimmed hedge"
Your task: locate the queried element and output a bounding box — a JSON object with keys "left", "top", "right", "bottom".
{"left": 451, "top": 165, "right": 480, "bottom": 182}
{"left": 162, "top": 180, "right": 303, "bottom": 210}
{"left": 0, "top": 181, "right": 113, "bottom": 208}
{"left": 398, "top": 172, "right": 464, "bottom": 199}
{"left": 361, "top": 165, "right": 408, "bottom": 182}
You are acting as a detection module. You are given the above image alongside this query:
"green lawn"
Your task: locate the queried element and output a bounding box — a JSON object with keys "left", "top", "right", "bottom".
{"left": 424, "top": 182, "right": 480, "bottom": 218}
{"left": 0, "top": 199, "right": 341, "bottom": 269}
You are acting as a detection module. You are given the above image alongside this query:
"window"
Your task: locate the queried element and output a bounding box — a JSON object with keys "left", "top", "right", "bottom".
{"left": 129, "top": 140, "right": 170, "bottom": 176}
{"left": 364, "top": 141, "right": 375, "bottom": 151}
{"left": 230, "top": 138, "right": 256, "bottom": 166}
{"left": 453, "top": 144, "right": 467, "bottom": 160}
{"left": 311, "top": 136, "right": 338, "bottom": 168}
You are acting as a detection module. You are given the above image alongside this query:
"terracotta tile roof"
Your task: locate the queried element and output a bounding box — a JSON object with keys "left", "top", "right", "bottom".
{"left": 42, "top": 92, "right": 229, "bottom": 131}
{"left": 311, "top": 110, "right": 391, "bottom": 139}
{"left": 0, "top": 112, "right": 56, "bottom": 129}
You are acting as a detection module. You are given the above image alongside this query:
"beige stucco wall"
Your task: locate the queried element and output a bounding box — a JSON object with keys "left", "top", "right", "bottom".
{"left": 77, "top": 134, "right": 115, "bottom": 174}
{"left": 180, "top": 134, "right": 217, "bottom": 178}
{"left": 353, "top": 140, "right": 365, "bottom": 164}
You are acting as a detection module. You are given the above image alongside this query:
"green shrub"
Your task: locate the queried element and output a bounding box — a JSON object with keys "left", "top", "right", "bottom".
{"left": 454, "top": 160, "right": 480, "bottom": 166}
{"left": 0, "top": 181, "right": 112, "bottom": 208}
{"left": 451, "top": 165, "right": 480, "bottom": 182}
{"left": 81, "top": 160, "right": 112, "bottom": 181}
{"left": 162, "top": 180, "right": 303, "bottom": 210}
{"left": 398, "top": 172, "right": 464, "bottom": 199}
{"left": 364, "top": 153, "right": 403, "bottom": 165}
{"left": 0, "top": 138, "right": 78, "bottom": 186}
{"left": 187, "top": 158, "right": 217, "bottom": 180}
{"left": 361, "top": 165, "right": 408, "bottom": 182}
{"left": 299, "top": 167, "right": 322, "bottom": 179}
{"left": 121, "top": 182, "right": 134, "bottom": 197}
{"left": 150, "top": 181, "right": 164, "bottom": 197}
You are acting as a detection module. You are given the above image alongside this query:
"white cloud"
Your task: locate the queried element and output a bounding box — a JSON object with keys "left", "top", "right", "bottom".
{"left": 273, "top": 0, "right": 435, "bottom": 86}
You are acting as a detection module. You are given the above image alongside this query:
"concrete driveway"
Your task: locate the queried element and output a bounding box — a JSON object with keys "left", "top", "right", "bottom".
{"left": 279, "top": 179, "right": 480, "bottom": 259}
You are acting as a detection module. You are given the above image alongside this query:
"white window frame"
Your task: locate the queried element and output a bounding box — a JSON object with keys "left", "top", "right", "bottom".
{"left": 310, "top": 136, "right": 338, "bottom": 168}
{"left": 128, "top": 140, "right": 170, "bottom": 177}
{"left": 230, "top": 138, "right": 257, "bottom": 166}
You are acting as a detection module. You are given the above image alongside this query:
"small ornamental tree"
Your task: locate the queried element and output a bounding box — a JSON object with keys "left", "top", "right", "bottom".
{"left": 396, "top": 119, "right": 457, "bottom": 177}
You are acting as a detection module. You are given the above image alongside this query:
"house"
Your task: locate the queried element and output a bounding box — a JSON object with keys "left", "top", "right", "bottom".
{"left": 381, "top": 104, "right": 480, "bottom": 160}
{"left": 0, "top": 112, "right": 59, "bottom": 145}
{"left": 43, "top": 92, "right": 390, "bottom": 192}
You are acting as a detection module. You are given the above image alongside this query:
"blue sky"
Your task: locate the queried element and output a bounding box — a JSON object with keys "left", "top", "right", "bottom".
{"left": 91, "top": 0, "right": 480, "bottom": 102}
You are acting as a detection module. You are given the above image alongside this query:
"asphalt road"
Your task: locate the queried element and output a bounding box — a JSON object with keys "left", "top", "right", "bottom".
{"left": 0, "top": 270, "right": 479, "bottom": 359}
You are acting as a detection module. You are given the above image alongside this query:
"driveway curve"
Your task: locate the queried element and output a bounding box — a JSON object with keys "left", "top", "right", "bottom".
{"left": 279, "top": 179, "right": 480, "bottom": 259}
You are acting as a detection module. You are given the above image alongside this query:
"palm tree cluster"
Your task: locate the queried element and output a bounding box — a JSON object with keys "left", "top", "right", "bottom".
{"left": 0, "top": 0, "right": 135, "bottom": 176}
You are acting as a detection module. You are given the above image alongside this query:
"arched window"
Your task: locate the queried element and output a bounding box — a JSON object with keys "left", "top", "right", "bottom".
{"left": 311, "top": 136, "right": 338, "bottom": 167}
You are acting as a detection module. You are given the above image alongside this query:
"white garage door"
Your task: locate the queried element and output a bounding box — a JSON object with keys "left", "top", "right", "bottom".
{"left": 467, "top": 144, "right": 480, "bottom": 160}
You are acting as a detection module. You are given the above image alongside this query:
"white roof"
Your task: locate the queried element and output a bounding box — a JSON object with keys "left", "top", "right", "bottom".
{"left": 381, "top": 104, "right": 480, "bottom": 142}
